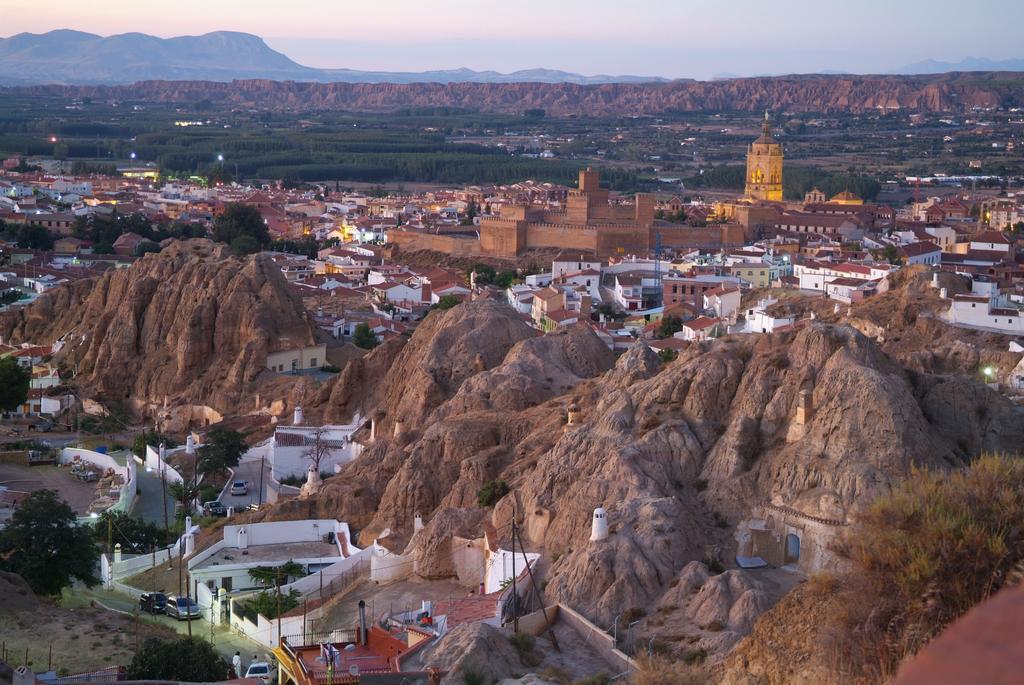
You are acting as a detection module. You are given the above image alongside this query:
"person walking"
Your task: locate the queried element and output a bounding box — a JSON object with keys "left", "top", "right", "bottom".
{"left": 232, "top": 652, "right": 242, "bottom": 678}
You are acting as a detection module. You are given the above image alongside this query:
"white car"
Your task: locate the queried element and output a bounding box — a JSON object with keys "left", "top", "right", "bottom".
{"left": 230, "top": 480, "right": 249, "bottom": 496}
{"left": 245, "top": 662, "right": 274, "bottom": 684}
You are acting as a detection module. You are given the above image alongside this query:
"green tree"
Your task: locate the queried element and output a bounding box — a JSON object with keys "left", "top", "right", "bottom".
{"left": 197, "top": 428, "right": 247, "bottom": 477}
{"left": 92, "top": 511, "right": 173, "bottom": 553}
{"left": 249, "top": 588, "right": 302, "bottom": 619}
{"left": 134, "top": 240, "right": 161, "bottom": 257}
{"left": 658, "top": 348, "right": 678, "bottom": 363}
{"left": 213, "top": 203, "right": 270, "bottom": 248}
{"left": 247, "top": 560, "right": 306, "bottom": 586}
{"left": 0, "top": 356, "right": 30, "bottom": 412}
{"left": 0, "top": 489, "right": 99, "bottom": 595}
{"left": 435, "top": 294, "right": 462, "bottom": 310}
{"left": 476, "top": 479, "right": 510, "bottom": 508}
{"left": 658, "top": 315, "right": 683, "bottom": 338}
{"left": 131, "top": 430, "right": 177, "bottom": 458}
{"left": 470, "top": 263, "right": 497, "bottom": 285}
{"left": 352, "top": 323, "right": 379, "bottom": 350}
{"left": 15, "top": 225, "right": 54, "bottom": 250}
{"left": 493, "top": 270, "right": 516, "bottom": 289}
{"left": 127, "top": 636, "right": 228, "bottom": 682}
{"left": 230, "top": 234, "right": 260, "bottom": 255}
{"left": 169, "top": 478, "right": 201, "bottom": 522}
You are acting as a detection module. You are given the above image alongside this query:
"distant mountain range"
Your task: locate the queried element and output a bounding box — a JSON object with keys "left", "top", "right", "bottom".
{"left": 1, "top": 30, "right": 1022, "bottom": 86}
{"left": 0, "top": 30, "right": 666, "bottom": 85}
{"left": 891, "top": 56, "right": 1024, "bottom": 74}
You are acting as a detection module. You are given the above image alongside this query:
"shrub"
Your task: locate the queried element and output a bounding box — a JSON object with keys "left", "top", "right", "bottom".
{"left": 476, "top": 479, "right": 510, "bottom": 508}
{"left": 658, "top": 348, "right": 679, "bottom": 363}
{"left": 682, "top": 648, "right": 708, "bottom": 665}
{"left": 634, "top": 654, "right": 707, "bottom": 685}
{"left": 508, "top": 632, "right": 542, "bottom": 667}
{"left": 461, "top": 667, "right": 484, "bottom": 685}
{"left": 821, "top": 455, "right": 1024, "bottom": 682}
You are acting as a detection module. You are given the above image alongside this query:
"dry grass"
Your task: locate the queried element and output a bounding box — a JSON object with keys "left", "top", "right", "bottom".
{"left": 633, "top": 654, "right": 708, "bottom": 685}
{"left": 819, "top": 454, "right": 1024, "bottom": 682}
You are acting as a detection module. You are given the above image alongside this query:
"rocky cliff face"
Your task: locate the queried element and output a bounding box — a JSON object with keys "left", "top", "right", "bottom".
{"left": 8, "top": 72, "right": 1023, "bottom": 114}
{"left": 295, "top": 295, "right": 1023, "bottom": 645}
{"left": 0, "top": 240, "right": 318, "bottom": 419}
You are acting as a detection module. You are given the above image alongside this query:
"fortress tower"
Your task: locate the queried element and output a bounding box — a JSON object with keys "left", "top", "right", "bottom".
{"left": 745, "top": 112, "right": 784, "bottom": 202}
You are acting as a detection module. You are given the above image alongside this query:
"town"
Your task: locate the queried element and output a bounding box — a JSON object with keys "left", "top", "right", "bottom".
{"left": 2, "top": 7, "right": 1024, "bottom": 685}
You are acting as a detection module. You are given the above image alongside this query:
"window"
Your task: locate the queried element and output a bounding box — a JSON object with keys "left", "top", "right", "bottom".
{"left": 310, "top": 358, "right": 318, "bottom": 367}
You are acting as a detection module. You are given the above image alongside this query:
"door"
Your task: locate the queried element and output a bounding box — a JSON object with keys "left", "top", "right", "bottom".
{"left": 785, "top": 533, "right": 801, "bottom": 564}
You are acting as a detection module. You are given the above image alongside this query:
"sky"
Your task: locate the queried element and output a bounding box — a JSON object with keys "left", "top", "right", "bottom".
{"left": 2, "top": 0, "right": 1022, "bottom": 79}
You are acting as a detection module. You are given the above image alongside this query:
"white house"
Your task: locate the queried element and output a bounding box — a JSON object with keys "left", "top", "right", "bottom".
{"left": 681, "top": 316, "right": 722, "bottom": 341}
{"left": 702, "top": 286, "right": 741, "bottom": 324}
{"left": 741, "top": 297, "right": 796, "bottom": 334}
{"left": 554, "top": 268, "right": 602, "bottom": 300}
{"left": 969, "top": 230, "right": 1013, "bottom": 254}
{"left": 944, "top": 294, "right": 1024, "bottom": 334}
{"left": 898, "top": 241, "right": 942, "bottom": 266}
{"left": 187, "top": 519, "right": 359, "bottom": 594}
{"left": 552, "top": 256, "right": 602, "bottom": 279}
{"left": 268, "top": 417, "right": 364, "bottom": 480}
{"left": 825, "top": 277, "right": 879, "bottom": 304}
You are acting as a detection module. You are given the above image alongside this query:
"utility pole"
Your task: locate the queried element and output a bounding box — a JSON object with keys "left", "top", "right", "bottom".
{"left": 160, "top": 459, "right": 169, "bottom": 534}
{"left": 186, "top": 576, "right": 193, "bottom": 638}
{"left": 512, "top": 520, "right": 559, "bottom": 650}
{"left": 259, "top": 455, "right": 265, "bottom": 507}
{"left": 511, "top": 502, "right": 518, "bottom": 634}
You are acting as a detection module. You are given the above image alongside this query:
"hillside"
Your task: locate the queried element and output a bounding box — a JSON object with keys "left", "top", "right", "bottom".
{"left": 264, "top": 292, "right": 1023, "bottom": 666}
{"left": 7, "top": 71, "right": 1024, "bottom": 114}
{"left": 0, "top": 240, "right": 318, "bottom": 427}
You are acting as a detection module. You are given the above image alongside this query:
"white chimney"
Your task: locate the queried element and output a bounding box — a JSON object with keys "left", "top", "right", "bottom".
{"left": 414, "top": 513, "right": 424, "bottom": 533}
{"left": 237, "top": 527, "right": 248, "bottom": 550}
{"left": 185, "top": 434, "right": 195, "bottom": 455}
{"left": 940, "top": 287, "right": 948, "bottom": 299}
{"left": 293, "top": 405, "right": 304, "bottom": 425}
{"left": 590, "top": 507, "right": 609, "bottom": 542}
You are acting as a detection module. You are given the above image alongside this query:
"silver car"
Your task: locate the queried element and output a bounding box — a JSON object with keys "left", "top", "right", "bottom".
{"left": 164, "top": 595, "right": 202, "bottom": 620}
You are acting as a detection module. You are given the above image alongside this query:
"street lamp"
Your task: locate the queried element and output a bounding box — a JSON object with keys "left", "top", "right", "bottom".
{"left": 983, "top": 366, "right": 995, "bottom": 380}
{"left": 129, "top": 152, "right": 136, "bottom": 161}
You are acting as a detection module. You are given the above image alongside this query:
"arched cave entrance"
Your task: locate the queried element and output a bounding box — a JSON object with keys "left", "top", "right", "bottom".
{"left": 785, "top": 533, "right": 801, "bottom": 564}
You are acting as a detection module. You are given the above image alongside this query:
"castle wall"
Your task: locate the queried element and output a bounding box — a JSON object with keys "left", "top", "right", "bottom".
{"left": 655, "top": 224, "right": 746, "bottom": 250}
{"left": 391, "top": 230, "right": 482, "bottom": 257}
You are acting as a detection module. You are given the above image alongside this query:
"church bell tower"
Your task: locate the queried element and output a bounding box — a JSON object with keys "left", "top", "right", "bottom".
{"left": 745, "top": 111, "right": 784, "bottom": 202}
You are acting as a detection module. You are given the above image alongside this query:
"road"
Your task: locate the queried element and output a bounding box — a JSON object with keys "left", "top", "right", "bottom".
{"left": 71, "top": 584, "right": 271, "bottom": 665}
{"left": 218, "top": 456, "right": 273, "bottom": 513}
{"left": 131, "top": 455, "right": 179, "bottom": 528}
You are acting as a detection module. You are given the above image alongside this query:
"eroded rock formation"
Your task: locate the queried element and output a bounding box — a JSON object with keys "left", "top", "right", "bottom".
{"left": 0, "top": 240, "right": 318, "bottom": 419}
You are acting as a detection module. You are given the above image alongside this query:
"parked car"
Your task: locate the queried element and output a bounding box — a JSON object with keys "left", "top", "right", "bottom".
{"left": 229, "top": 480, "right": 249, "bottom": 496}
{"left": 138, "top": 592, "right": 167, "bottom": 614}
{"left": 245, "top": 662, "right": 274, "bottom": 684}
{"left": 165, "top": 595, "right": 202, "bottom": 620}
{"left": 203, "top": 500, "right": 227, "bottom": 517}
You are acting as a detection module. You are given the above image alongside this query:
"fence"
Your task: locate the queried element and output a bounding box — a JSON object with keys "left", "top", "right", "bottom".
{"left": 44, "top": 666, "right": 125, "bottom": 684}
{"left": 143, "top": 444, "right": 184, "bottom": 486}
{"left": 282, "top": 548, "right": 371, "bottom": 597}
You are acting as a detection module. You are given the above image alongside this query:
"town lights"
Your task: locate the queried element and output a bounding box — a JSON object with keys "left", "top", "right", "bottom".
{"left": 49, "top": 136, "right": 58, "bottom": 143}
